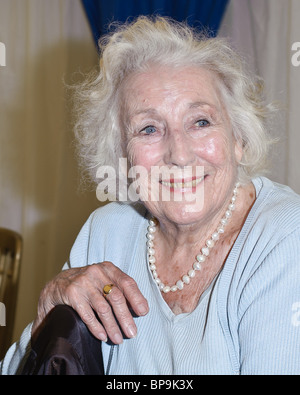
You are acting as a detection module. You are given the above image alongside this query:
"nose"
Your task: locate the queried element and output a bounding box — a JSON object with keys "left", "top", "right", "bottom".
{"left": 163, "top": 131, "right": 195, "bottom": 167}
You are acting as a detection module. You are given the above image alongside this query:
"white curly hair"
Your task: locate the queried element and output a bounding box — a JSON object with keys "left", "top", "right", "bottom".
{"left": 73, "top": 15, "right": 276, "bottom": 187}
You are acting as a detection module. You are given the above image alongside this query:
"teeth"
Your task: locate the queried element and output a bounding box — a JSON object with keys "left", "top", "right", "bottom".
{"left": 161, "top": 177, "right": 204, "bottom": 189}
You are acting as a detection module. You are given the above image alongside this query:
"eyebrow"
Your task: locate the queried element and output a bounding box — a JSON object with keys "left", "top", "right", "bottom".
{"left": 129, "top": 101, "right": 217, "bottom": 118}
{"left": 128, "top": 108, "right": 158, "bottom": 119}
{"left": 188, "top": 101, "right": 218, "bottom": 111}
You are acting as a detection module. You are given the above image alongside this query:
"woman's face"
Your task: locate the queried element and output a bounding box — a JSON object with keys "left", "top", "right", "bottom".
{"left": 120, "top": 65, "right": 243, "bottom": 227}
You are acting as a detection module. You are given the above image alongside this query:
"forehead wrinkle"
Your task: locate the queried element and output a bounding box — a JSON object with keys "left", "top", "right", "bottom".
{"left": 129, "top": 107, "right": 159, "bottom": 119}
{"left": 121, "top": 70, "right": 228, "bottom": 128}
{"left": 188, "top": 101, "right": 217, "bottom": 111}
{"left": 128, "top": 101, "right": 218, "bottom": 124}
{"left": 132, "top": 101, "right": 218, "bottom": 115}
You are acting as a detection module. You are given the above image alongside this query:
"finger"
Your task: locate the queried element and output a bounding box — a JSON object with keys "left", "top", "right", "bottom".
{"left": 103, "top": 285, "right": 138, "bottom": 340}
{"left": 101, "top": 262, "right": 149, "bottom": 316}
{"left": 118, "top": 276, "right": 149, "bottom": 317}
{"left": 91, "top": 292, "right": 125, "bottom": 344}
{"left": 60, "top": 264, "right": 129, "bottom": 344}
{"left": 75, "top": 301, "right": 109, "bottom": 342}
{"left": 99, "top": 263, "right": 149, "bottom": 340}
{"left": 60, "top": 275, "right": 111, "bottom": 343}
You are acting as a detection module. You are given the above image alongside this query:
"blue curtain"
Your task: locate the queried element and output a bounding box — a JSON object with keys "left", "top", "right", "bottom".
{"left": 81, "top": 0, "right": 229, "bottom": 47}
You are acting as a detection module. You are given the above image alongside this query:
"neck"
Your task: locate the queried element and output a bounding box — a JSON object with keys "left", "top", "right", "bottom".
{"left": 156, "top": 184, "right": 251, "bottom": 253}
{"left": 147, "top": 182, "right": 258, "bottom": 294}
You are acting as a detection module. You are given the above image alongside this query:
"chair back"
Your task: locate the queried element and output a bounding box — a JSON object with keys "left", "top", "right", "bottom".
{"left": 0, "top": 228, "right": 22, "bottom": 360}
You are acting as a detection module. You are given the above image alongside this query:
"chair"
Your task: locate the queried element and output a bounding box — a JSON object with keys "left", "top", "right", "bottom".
{"left": 0, "top": 227, "right": 22, "bottom": 360}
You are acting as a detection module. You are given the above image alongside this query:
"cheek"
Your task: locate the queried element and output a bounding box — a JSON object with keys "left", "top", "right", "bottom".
{"left": 126, "top": 138, "right": 162, "bottom": 170}
{"left": 195, "top": 134, "right": 232, "bottom": 165}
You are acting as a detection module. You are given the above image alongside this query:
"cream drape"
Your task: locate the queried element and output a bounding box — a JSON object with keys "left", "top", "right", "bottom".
{"left": 0, "top": 0, "right": 299, "bottom": 344}
{"left": 219, "top": 0, "right": 300, "bottom": 193}
{"left": 0, "top": 0, "right": 99, "bottom": 341}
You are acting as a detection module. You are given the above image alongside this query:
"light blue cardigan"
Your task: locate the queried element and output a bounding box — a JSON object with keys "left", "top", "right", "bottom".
{"left": 1, "top": 177, "right": 300, "bottom": 374}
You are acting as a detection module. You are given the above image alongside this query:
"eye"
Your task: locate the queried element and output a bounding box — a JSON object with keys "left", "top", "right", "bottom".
{"left": 140, "top": 125, "right": 157, "bottom": 135}
{"left": 195, "top": 119, "right": 210, "bottom": 127}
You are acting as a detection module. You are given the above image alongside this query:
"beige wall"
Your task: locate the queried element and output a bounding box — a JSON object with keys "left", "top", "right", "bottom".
{"left": 220, "top": 0, "right": 300, "bottom": 193}
{"left": 0, "top": 0, "right": 100, "bottom": 341}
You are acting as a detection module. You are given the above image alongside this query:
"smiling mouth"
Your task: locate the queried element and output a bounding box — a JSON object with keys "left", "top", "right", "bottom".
{"left": 160, "top": 176, "right": 205, "bottom": 190}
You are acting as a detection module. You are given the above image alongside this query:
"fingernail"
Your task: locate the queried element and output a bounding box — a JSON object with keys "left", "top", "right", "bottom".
{"left": 127, "top": 324, "right": 137, "bottom": 338}
{"left": 137, "top": 303, "right": 148, "bottom": 316}
{"left": 99, "top": 333, "right": 108, "bottom": 342}
{"left": 114, "top": 333, "right": 123, "bottom": 344}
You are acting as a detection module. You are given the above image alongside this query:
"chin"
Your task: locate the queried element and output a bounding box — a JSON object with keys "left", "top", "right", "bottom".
{"left": 159, "top": 201, "right": 207, "bottom": 226}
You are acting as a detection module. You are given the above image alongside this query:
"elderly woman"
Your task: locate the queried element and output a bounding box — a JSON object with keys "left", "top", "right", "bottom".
{"left": 1, "top": 16, "right": 300, "bottom": 375}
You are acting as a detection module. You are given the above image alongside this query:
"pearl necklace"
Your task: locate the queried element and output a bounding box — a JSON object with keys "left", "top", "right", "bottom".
{"left": 146, "top": 183, "right": 240, "bottom": 293}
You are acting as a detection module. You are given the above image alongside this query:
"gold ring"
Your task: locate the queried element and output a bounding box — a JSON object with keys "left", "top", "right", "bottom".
{"left": 103, "top": 284, "right": 114, "bottom": 296}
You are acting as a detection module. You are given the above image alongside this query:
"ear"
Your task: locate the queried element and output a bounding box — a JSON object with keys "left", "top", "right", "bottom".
{"left": 234, "top": 139, "right": 243, "bottom": 163}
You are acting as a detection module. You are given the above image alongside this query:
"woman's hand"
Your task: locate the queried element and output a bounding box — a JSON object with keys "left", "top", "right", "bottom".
{"left": 32, "top": 262, "right": 149, "bottom": 344}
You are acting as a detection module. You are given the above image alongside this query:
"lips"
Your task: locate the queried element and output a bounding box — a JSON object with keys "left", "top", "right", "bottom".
{"left": 160, "top": 176, "right": 204, "bottom": 190}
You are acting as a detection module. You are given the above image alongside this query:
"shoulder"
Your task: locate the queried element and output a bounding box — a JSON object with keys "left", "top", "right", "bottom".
{"left": 237, "top": 177, "right": 300, "bottom": 267}
{"left": 251, "top": 177, "right": 300, "bottom": 239}
{"left": 78, "top": 201, "right": 148, "bottom": 250}
{"left": 218, "top": 179, "right": 300, "bottom": 373}
{"left": 228, "top": 177, "right": 300, "bottom": 304}
{"left": 66, "top": 202, "right": 147, "bottom": 269}
{"left": 221, "top": 177, "right": 300, "bottom": 300}
{"left": 88, "top": 201, "right": 147, "bottom": 233}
